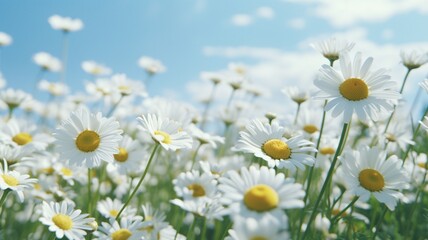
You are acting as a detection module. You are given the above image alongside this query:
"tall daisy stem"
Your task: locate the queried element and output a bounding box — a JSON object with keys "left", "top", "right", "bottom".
{"left": 200, "top": 83, "right": 218, "bottom": 130}
{"left": 301, "top": 123, "right": 349, "bottom": 240}
{"left": 331, "top": 196, "right": 359, "bottom": 224}
{"left": 190, "top": 143, "right": 203, "bottom": 170}
{"left": 372, "top": 206, "right": 388, "bottom": 240}
{"left": 401, "top": 106, "right": 428, "bottom": 165}
{"left": 297, "top": 100, "right": 327, "bottom": 239}
{"left": 106, "top": 95, "right": 125, "bottom": 117}
{"left": 383, "top": 68, "right": 412, "bottom": 134}
{"left": 115, "top": 143, "right": 159, "bottom": 220}
{"left": 293, "top": 103, "right": 302, "bottom": 125}
{"left": 87, "top": 169, "right": 92, "bottom": 214}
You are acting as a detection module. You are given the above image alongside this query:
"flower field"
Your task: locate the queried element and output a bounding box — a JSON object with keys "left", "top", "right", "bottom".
{"left": 0, "top": 13, "right": 428, "bottom": 240}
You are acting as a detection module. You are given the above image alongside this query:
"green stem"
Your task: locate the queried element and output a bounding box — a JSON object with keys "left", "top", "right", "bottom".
{"left": 106, "top": 95, "right": 125, "bottom": 117}
{"left": 93, "top": 164, "right": 107, "bottom": 218}
{"left": 115, "top": 143, "right": 159, "bottom": 220}
{"left": 87, "top": 169, "right": 92, "bottom": 214}
{"left": 383, "top": 68, "right": 412, "bottom": 134}
{"left": 0, "top": 190, "right": 10, "bottom": 208}
{"left": 331, "top": 197, "right": 359, "bottom": 224}
{"left": 372, "top": 206, "right": 388, "bottom": 240}
{"left": 401, "top": 106, "right": 428, "bottom": 165}
{"left": 190, "top": 143, "right": 203, "bottom": 170}
{"left": 200, "top": 83, "right": 218, "bottom": 130}
{"left": 301, "top": 123, "right": 350, "bottom": 240}
{"left": 200, "top": 217, "right": 207, "bottom": 240}
{"left": 174, "top": 209, "right": 185, "bottom": 240}
{"left": 187, "top": 214, "right": 197, "bottom": 240}
{"left": 293, "top": 103, "right": 302, "bottom": 125}
{"left": 296, "top": 100, "right": 328, "bottom": 239}
{"left": 226, "top": 90, "right": 235, "bottom": 109}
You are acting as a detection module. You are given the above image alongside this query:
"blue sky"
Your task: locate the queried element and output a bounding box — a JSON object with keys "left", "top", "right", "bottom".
{"left": 1, "top": 0, "right": 428, "bottom": 110}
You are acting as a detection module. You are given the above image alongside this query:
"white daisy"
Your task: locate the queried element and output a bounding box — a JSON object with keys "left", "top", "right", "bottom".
{"left": 94, "top": 216, "right": 144, "bottom": 240}
{"left": 340, "top": 146, "right": 409, "bottom": 210}
{"left": 54, "top": 107, "right": 123, "bottom": 168}
{"left": 48, "top": 15, "right": 83, "bottom": 32}
{"left": 110, "top": 135, "right": 146, "bottom": 175}
{"left": 226, "top": 215, "right": 289, "bottom": 240}
{"left": 82, "top": 60, "right": 112, "bottom": 76}
{"left": 218, "top": 166, "right": 305, "bottom": 219}
{"left": 138, "top": 56, "right": 166, "bottom": 75}
{"left": 97, "top": 197, "right": 137, "bottom": 219}
{"left": 173, "top": 170, "right": 217, "bottom": 201}
{"left": 400, "top": 49, "right": 428, "bottom": 70}
{"left": 0, "top": 88, "right": 31, "bottom": 111}
{"left": 38, "top": 79, "right": 69, "bottom": 96}
{"left": 0, "top": 159, "right": 37, "bottom": 202}
{"left": 110, "top": 73, "right": 147, "bottom": 98}
{"left": 282, "top": 86, "right": 310, "bottom": 104}
{"left": 310, "top": 37, "right": 355, "bottom": 63}
{"left": 33, "top": 52, "right": 62, "bottom": 72}
{"left": 314, "top": 51, "right": 401, "bottom": 123}
{"left": 420, "top": 116, "right": 428, "bottom": 132}
{"left": 188, "top": 124, "right": 224, "bottom": 148}
{"left": 39, "top": 201, "right": 94, "bottom": 240}
{"left": 0, "top": 32, "right": 12, "bottom": 46}
{"left": 234, "top": 119, "right": 317, "bottom": 171}
{"left": 137, "top": 113, "right": 192, "bottom": 151}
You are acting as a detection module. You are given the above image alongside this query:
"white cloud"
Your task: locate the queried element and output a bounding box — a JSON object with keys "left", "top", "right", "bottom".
{"left": 256, "top": 7, "right": 275, "bottom": 19}
{"left": 288, "top": 18, "right": 306, "bottom": 29}
{"left": 231, "top": 14, "right": 253, "bottom": 26}
{"left": 286, "top": 0, "right": 428, "bottom": 27}
{"left": 381, "top": 29, "right": 394, "bottom": 40}
{"left": 190, "top": 27, "right": 428, "bottom": 117}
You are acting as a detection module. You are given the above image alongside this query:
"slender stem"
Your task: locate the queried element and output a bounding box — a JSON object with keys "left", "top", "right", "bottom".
{"left": 174, "top": 209, "right": 185, "bottom": 240}
{"left": 402, "top": 106, "right": 428, "bottom": 165}
{"left": 297, "top": 100, "right": 328, "bottom": 239}
{"left": 383, "top": 68, "right": 412, "bottom": 134}
{"left": 87, "top": 169, "right": 92, "bottom": 214}
{"left": 293, "top": 103, "right": 302, "bottom": 125}
{"left": 301, "top": 123, "right": 349, "bottom": 240}
{"left": 200, "top": 217, "right": 207, "bottom": 240}
{"left": 372, "top": 206, "right": 388, "bottom": 240}
{"left": 106, "top": 95, "right": 125, "bottom": 117}
{"left": 60, "top": 32, "right": 69, "bottom": 83}
{"left": 115, "top": 143, "right": 159, "bottom": 220}
{"left": 187, "top": 214, "right": 197, "bottom": 240}
{"left": 93, "top": 164, "right": 107, "bottom": 218}
{"left": 226, "top": 90, "right": 236, "bottom": 109}
{"left": 190, "top": 143, "right": 203, "bottom": 170}
{"left": 408, "top": 87, "right": 422, "bottom": 116}
{"left": 200, "top": 83, "right": 218, "bottom": 130}
{"left": 0, "top": 189, "right": 10, "bottom": 208}
{"left": 331, "top": 197, "right": 359, "bottom": 224}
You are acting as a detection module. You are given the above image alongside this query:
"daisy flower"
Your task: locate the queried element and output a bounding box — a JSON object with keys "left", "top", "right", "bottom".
{"left": 97, "top": 197, "right": 137, "bottom": 219}
{"left": 81, "top": 60, "right": 112, "bottom": 76}
{"left": 140, "top": 203, "right": 170, "bottom": 239}
{"left": 54, "top": 107, "right": 123, "bottom": 168}
{"left": 172, "top": 170, "right": 217, "bottom": 201}
{"left": 218, "top": 166, "right": 305, "bottom": 219}
{"left": 380, "top": 120, "right": 414, "bottom": 152}
{"left": 234, "top": 119, "right": 317, "bottom": 171}
{"left": 0, "top": 32, "right": 12, "bottom": 46}
{"left": 33, "top": 52, "right": 62, "bottom": 72}
{"left": 310, "top": 37, "right": 355, "bottom": 63}
{"left": 420, "top": 116, "right": 428, "bottom": 132}
{"left": 48, "top": 15, "right": 83, "bottom": 32}
{"left": 94, "top": 217, "right": 144, "bottom": 240}
{"left": 226, "top": 216, "right": 289, "bottom": 240}
{"left": 400, "top": 49, "right": 428, "bottom": 70}
{"left": 0, "top": 159, "right": 37, "bottom": 202}
{"left": 340, "top": 146, "right": 409, "bottom": 210}
{"left": 0, "top": 88, "right": 31, "bottom": 111}
{"left": 282, "top": 86, "right": 310, "bottom": 104}
{"left": 38, "top": 79, "right": 69, "bottom": 96}
{"left": 138, "top": 56, "right": 166, "bottom": 75}
{"left": 188, "top": 124, "right": 225, "bottom": 148}
{"left": 39, "top": 201, "right": 94, "bottom": 240}
{"left": 137, "top": 113, "right": 192, "bottom": 151}
{"left": 110, "top": 135, "right": 146, "bottom": 175}
{"left": 314, "top": 51, "right": 401, "bottom": 123}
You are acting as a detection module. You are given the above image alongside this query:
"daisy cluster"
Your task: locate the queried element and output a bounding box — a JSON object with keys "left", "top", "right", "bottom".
{"left": 0, "top": 15, "right": 427, "bottom": 240}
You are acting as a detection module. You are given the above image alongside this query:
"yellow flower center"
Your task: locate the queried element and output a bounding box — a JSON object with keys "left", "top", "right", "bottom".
{"left": 331, "top": 208, "right": 347, "bottom": 217}
{"left": 52, "top": 214, "right": 73, "bottom": 230}
{"left": 187, "top": 184, "right": 206, "bottom": 197}
{"left": 112, "top": 229, "right": 132, "bottom": 240}
{"left": 385, "top": 133, "right": 396, "bottom": 142}
{"left": 339, "top": 78, "right": 369, "bottom": 101}
{"left": 12, "top": 132, "right": 33, "bottom": 146}
{"left": 417, "top": 162, "right": 427, "bottom": 169}
{"left": 244, "top": 184, "right": 279, "bottom": 212}
{"left": 320, "top": 147, "right": 335, "bottom": 155}
{"left": 262, "top": 139, "right": 291, "bottom": 160}
{"left": 60, "top": 168, "right": 73, "bottom": 177}
{"left": 359, "top": 169, "right": 385, "bottom": 192}
{"left": 303, "top": 124, "right": 318, "bottom": 134}
{"left": 250, "top": 237, "right": 268, "bottom": 240}
{"left": 75, "top": 130, "right": 100, "bottom": 152}
{"left": 154, "top": 130, "right": 171, "bottom": 144}
{"left": 2, "top": 174, "right": 19, "bottom": 186}
{"left": 109, "top": 209, "right": 119, "bottom": 217}
{"left": 114, "top": 147, "right": 129, "bottom": 162}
